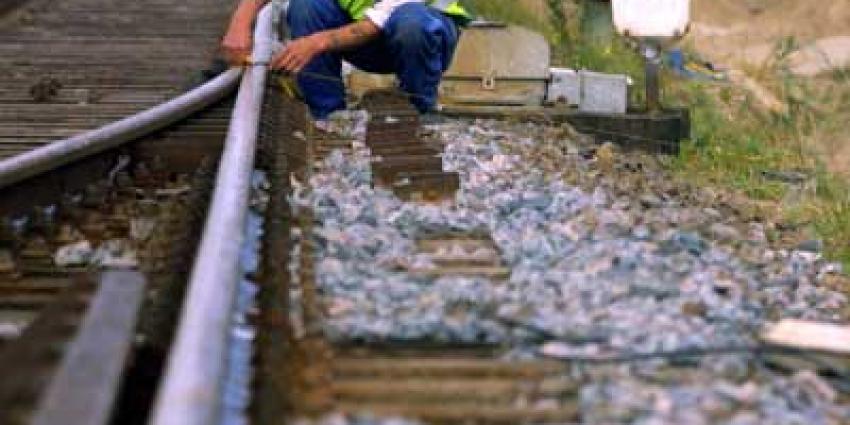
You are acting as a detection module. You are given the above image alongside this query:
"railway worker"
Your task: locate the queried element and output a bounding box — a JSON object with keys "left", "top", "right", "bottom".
{"left": 222, "top": 0, "right": 472, "bottom": 119}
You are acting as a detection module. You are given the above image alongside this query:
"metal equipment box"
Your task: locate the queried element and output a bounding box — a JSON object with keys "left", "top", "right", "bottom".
{"left": 579, "top": 70, "right": 629, "bottom": 114}
{"left": 439, "top": 24, "right": 550, "bottom": 106}
{"left": 546, "top": 68, "right": 581, "bottom": 106}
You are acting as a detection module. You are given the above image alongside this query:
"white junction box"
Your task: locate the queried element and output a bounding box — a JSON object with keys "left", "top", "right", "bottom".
{"left": 546, "top": 68, "right": 581, "bottom": 106}
{"left": 611, "top": 0, "right": 690, "bottom": 39}
{"left": 579, "top": 70, "right": 629, "bottom": 114}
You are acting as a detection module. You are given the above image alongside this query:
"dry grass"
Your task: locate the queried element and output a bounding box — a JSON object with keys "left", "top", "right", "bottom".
{"left": 667, "top": 53, "right": 850, "bottom": 265}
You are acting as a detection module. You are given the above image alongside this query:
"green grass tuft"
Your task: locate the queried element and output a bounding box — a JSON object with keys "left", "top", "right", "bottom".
{"left": 463, "top": 0, "right": 557, "bottom": 41}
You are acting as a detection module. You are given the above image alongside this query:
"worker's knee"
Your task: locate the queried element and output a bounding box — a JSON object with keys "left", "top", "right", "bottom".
{"left": 385, "top": 4, "right": 448, "bottom": 52}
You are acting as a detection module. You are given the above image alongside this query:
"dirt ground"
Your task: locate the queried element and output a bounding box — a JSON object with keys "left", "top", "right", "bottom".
{"left": 688, "top": 0, "right": 850, "bottom": 177}
{"left": 690, "top": 0, "right": 850, "bottom": 73}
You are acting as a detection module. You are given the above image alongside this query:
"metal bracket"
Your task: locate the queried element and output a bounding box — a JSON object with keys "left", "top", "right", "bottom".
{"left": 482, "top": 72, "right": 497, "bottom": 90}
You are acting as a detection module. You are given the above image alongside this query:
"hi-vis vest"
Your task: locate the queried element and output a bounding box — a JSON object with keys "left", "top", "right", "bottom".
{"left": 339, "top": 0, "right": 472, "bottom": 25}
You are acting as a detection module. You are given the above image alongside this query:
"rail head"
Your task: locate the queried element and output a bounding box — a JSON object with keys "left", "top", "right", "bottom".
{"left": 147, "top": 3, "right": 279, "bottom": 425}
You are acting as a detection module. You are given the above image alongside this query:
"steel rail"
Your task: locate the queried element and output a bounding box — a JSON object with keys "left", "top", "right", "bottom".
{"left": 148, "top": 3, "right": 278, "bottom": 425}
{"left": 0, "top": 69, "right": 242, "bottom": 189}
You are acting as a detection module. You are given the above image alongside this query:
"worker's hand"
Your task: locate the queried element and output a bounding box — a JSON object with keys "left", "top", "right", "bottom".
{"left": 270, "top": 33, "right": 330, "bottom": 74}
{"left": 221, "top": 27, "right": 254, "bottom": 65}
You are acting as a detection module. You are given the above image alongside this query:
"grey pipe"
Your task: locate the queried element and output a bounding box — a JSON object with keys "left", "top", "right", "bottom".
{"left": 0, "top": 68, "right": 242, "bottom": 189}
{"left": 148, "top": 3, "right": 277, "bottom": 425}
{"left": 642, "top": 42, "right": 662, "bottom": 113}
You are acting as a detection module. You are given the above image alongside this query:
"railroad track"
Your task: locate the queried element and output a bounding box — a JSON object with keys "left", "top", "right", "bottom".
{"left": 1, "top": 1, "right": 847, "bottom": 425}
{"left": 0, "top": 0, "right": 234, "bottom": 160}
{"left": 0, "top": 0, "right": 581, "bottom": 421}
{"left": 269, "top": 90, "right": 850, "bottom": 424}
{"left": 0, "top": 0, "right": 242, "bottom": 424}
{"left": 260, "top": 90, "right": 581, "bottom": 423}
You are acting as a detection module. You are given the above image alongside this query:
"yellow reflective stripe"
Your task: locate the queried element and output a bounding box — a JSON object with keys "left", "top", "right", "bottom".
{"left": 430, "top": 1, "right": 473, "bottom": 23}
{"left": 442, "top": 3, "right": 469, "bottom": 17}
{"left": 339, "top": 0, "right": 373, "bottom": 21}
{"left": 338, "top": 0, "right": 472, "bottom": 23}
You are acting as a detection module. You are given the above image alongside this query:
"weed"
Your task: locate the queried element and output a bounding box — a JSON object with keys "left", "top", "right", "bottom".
{"left": 463, "top": 0, "right": 557, "bottom": 41}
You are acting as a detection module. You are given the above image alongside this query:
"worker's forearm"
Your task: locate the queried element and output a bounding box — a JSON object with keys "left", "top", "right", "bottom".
{"left": 222, "top": 0, "right": 268, "bottom": 63}
{"left": 227, "top": 0, "right": 268, "bottom": 33}
{"left": 319, "top": 20, "right": 381, "bottom": 52}
{"left": 270, "top": 18, "right": 381, "bottom": 73}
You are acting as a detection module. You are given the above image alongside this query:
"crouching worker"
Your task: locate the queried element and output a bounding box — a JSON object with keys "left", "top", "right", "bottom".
{"left": 222, "top": 0, "right": 472, "bottom": 119}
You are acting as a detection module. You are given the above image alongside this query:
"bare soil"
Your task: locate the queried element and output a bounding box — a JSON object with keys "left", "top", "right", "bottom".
{"left": 690, "top": 0, "right": 850, "bottom": 72}
{"left": 689, "top": 0, "right": 850, "bottom": 178}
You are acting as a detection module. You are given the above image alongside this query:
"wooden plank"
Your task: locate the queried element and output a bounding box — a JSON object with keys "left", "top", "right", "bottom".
{"left": 0, "top": 278, "right": 71, "bottom": 295}
{"left": 337, "top": 402, "right": 579, "bottom": 423}
{"left": 333, "top": 377, "right": 577, "bottom": 402}
{"left": 31, "top": 270, "right": 147, "bottom": 425}
{"left": 428, "top": 255, "right": 502, "bottom": 266}
{"left": 407, "top": 265, "right": 511, "bottom": 279}
{"left": 334, "top": 357, "right": 565, "bottom": 378}
{"left": 441, "top": 105, "right": 689, "bottom": 154}
{"left": 417, "top": 238, "right": 496, "bottom": 251}
{"left": 0, "top": 0, "right": 30, "bottom": 19}
{"left": 0, "top": 275, "right": 95, "bottom": 425}
{"left": 762, "top": 319, "right": 850, "bottom": 354}
{"left": 0, "top": 293, "right": 55, "bottom": 310}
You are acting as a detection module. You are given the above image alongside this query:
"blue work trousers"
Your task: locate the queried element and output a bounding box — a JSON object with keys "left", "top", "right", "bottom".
{"left": 287, "top": 0, "right": 459, "bottom": 118}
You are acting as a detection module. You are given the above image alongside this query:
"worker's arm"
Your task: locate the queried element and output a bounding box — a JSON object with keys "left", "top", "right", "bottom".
{"left": 270, "top": 19, "right": 381, "bottom": 73}
{"left": 221, "top": 0, "right": 269, "bottom": 64}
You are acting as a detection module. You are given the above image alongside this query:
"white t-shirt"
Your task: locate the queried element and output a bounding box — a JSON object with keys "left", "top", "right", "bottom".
{"left": 364, "top": 0, "right": 422, "bottom": 28}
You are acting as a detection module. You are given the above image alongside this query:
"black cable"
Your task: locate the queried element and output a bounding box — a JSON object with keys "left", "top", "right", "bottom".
{"left": 543, "top": 344, "right": 775, "bottom": 363}
{"left": 544, "top": 344, "right": 850, "bottom": 381}
{"left": 500, "top": 316, "right": 848, "bottom": 379}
